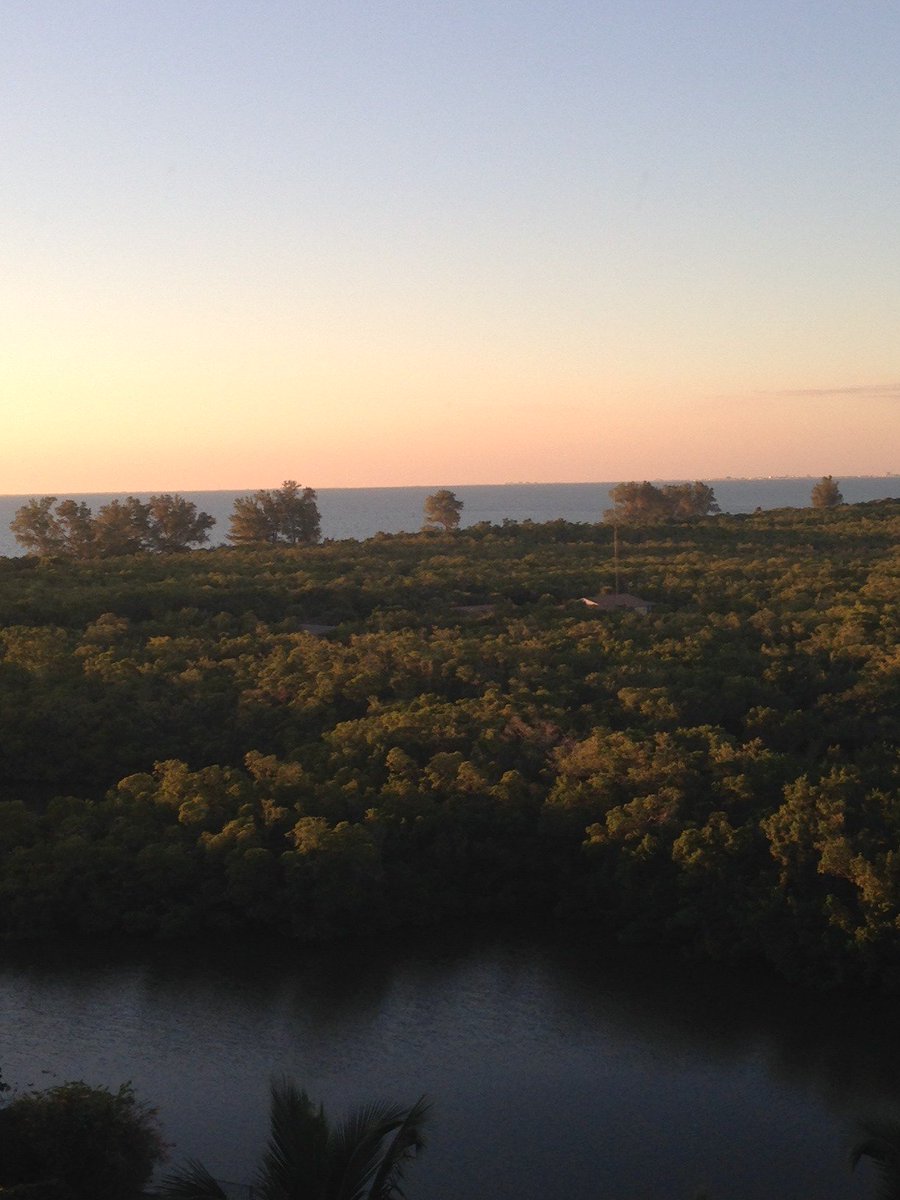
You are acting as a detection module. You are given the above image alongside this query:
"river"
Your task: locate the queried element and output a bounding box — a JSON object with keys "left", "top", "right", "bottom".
{"left": 1, "top": 924, "right": 894, "bottom": 1199}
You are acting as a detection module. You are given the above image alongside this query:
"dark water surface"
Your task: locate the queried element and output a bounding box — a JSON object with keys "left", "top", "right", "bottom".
{"left": 1, "top": 924, "right": 896, "bottom": 1199}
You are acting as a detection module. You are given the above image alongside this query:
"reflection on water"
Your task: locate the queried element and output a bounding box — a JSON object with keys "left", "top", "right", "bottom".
{"left": 1, "top": 923, "right": 896, "bottom": 1199}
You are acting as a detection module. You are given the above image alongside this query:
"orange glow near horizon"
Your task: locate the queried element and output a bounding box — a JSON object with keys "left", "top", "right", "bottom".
{"left": 3, "top": 6, "right": 899, "bottom": 494}
{"left": 5, "top": 375, "right": 897, "bottom": 495}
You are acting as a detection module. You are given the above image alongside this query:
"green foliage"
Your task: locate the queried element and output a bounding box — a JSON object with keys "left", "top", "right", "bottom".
{"left": 228, "top": 481, "right": 321, "bottom": 546}
{"left": 91, "top": 497, "right": 151, "bottom": 556}
{"left": 146, "top": 495, "right": 217, "bottom": 553}
{"left": 9, "top": 495, "right": 214, "bottom": 558}
{"left": 8, "top": 497, "right": 65, "bottom": 556}
{"left": 0, "top": 500, "right": 898, "bottom": 986}
{"left": 54, "top": 500, "right": 95, "bottom": 558}
{"left": 605, "top": 480, "right": 720, "bottom": 523}
{"left": 811, "top": 475, "right": 843, "bottom": 508}
{"left": 422, "top": 489, "right": 463, "bottom": 532}
{"left": 0, "top": 1081, "right": 165, "bottom": 1199}
{"left": 158, "top": 1079, "right": 428, "bottom": 1200}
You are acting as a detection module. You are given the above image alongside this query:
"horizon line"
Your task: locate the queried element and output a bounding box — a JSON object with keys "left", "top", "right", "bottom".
{"left": 2, "top": 472, "right": 898, "bottom": 499}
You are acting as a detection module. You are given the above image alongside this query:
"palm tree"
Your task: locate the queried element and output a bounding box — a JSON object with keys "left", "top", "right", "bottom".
{"left": 851, "top": 1119, "right": 900, "bottom": 1200}
{"left": 156, "top": 1078, "right": 429, "bottom": 1200}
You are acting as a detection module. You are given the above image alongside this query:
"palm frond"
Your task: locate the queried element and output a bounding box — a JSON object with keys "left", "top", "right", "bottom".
{"left": 257, "top": 1076, "right": 330, "bottom": 1200}
{"left": 367, "top": 1096, "right": 429, "bottom": 1200}
{"left": 328, "top": 1102, "right": 403, "bottom": 1200}
{"left": 330, "top": 1096, "right": 429, "bottom": 1200}
{"left": 851, "top": 1119, "right": 900, "bottom": 1200}
{"left": 155, "top": 1157, "right": 229, "bottom": 1199}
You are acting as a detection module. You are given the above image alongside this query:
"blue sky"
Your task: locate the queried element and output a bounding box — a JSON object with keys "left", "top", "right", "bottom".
{"left": 3, "top": 1, "right": 898, "bottom": 490}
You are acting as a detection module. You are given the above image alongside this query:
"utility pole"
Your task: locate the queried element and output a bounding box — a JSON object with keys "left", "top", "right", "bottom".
{"left": 613, "top": 521, "right": 621, "bottom": 596}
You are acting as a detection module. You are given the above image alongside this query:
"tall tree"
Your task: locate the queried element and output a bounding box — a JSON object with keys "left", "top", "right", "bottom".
{"left": 661, "top": 481, "right": 720, "bottom": 519}
{"left": 604, "top": 481, "right": 719, "bottom": 523}
{"left": 228, "top": 492, "right": 279, "bottom": 545}
{"left": 92, "top": 497, "right": 151, "bottom": 556}
{"left": 146, "top": 494, "right": 216, "bottom": 552}
{"left": 811, "top": 475, "right": 843, "bottom": 508}
{"left": 11, "top": 497, "right": 103, "bottom": 558}
{"left": 158, "top": 1078, "right": 428, "bottom": 1200}
{"left": 422, "top": 489, "right": 463, "bottom": 532}
{"left": 275, "top": 480, "right": 322, "bottom": 546}
{"left": 229, "top": 481, "right": 320, "bottom": 547}
{"left": 9, "top": 497, "right": 66, "bottom": 556}
{"left": 605, "top": 481, "right": 669, "bottom": 523}
{"left": 54, "top": 499, "right": 96, "bottom": 558}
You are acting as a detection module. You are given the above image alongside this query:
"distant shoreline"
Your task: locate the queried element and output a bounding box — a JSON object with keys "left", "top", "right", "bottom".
{"left": 2, "top": 472, "right": 898, "bottom": 499}
{"left": 7, "top": 468, "right": 900, "bottom": 496}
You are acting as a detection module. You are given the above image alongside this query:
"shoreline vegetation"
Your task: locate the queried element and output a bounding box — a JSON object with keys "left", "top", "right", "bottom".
{"left": 0, "top": 495, "right": 897, "bottom": 991}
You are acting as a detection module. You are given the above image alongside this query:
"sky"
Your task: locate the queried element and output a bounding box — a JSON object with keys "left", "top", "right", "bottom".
{"left": 2, "top": 0, "right": 899, "bottom": 492}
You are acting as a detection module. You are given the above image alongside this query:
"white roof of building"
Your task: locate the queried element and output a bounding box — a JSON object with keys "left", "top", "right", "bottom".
{"left": 580, "top": 592, "right": 653, "bottom": 610}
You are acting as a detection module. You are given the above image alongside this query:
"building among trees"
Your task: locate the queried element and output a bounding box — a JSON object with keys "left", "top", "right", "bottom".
{"left": 580, "top": 592, "right": 653, "bottom": 615}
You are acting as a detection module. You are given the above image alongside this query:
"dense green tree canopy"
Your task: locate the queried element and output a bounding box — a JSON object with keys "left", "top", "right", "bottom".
{"left": 8, "top": 497, "right": 65, "bottom": 556}
{"left": 91, "top": 497, "right": 152, "bottom": 556}
{"left": 145, "top": 494, "right": 216, "bottom": 553}
{"left": 0, "top": 498, "right": 897, "bottom": 989}
{"left": 54, "top": 499, "right": 95, "bottom": 558}
{"left": 604, "top": 481, "right": 720, "bottom": 523}
{"left": 229, "top": 481, "right": 321, "bottom": 546}
{"left": 9, "top": 495, "right": 215, "bottom": 557}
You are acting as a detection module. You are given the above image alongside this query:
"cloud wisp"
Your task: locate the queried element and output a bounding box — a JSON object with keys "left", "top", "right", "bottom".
{"left": 765, "top": 384, "right": 900, "bottom": 400}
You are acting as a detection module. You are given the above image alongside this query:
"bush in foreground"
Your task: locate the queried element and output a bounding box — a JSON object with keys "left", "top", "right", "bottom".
{"left": 0, "top": 1080, "right": 165, "bottom": 1199}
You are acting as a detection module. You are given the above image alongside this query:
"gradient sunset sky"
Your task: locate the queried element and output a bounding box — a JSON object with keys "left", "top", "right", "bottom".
{"left": 3, "top": 1, "right": 898, "bottom": 492}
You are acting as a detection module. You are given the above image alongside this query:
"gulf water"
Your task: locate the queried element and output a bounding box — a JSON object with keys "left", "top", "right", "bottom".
{"left": 1, "top": 476, "right": 897, "bottom": 556}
